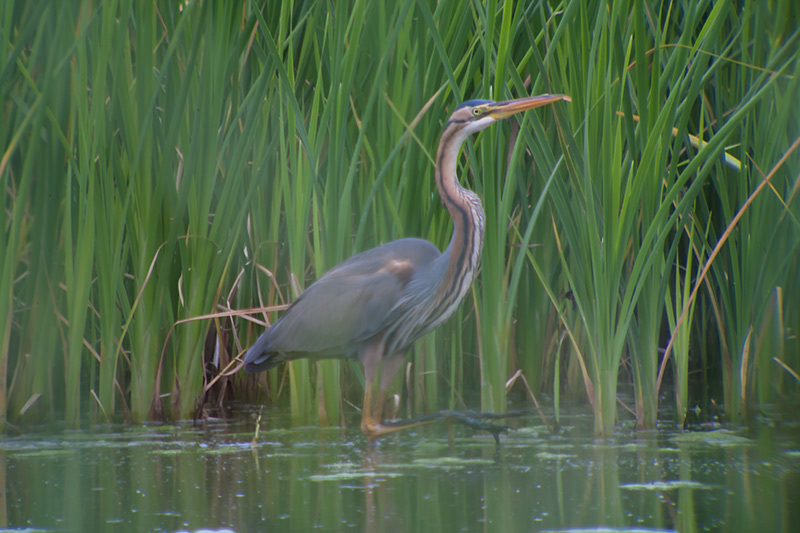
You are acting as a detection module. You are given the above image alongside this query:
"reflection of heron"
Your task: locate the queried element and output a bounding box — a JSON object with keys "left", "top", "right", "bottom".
{"left": 244, "top": 94, "right": 570, "bottom": 438}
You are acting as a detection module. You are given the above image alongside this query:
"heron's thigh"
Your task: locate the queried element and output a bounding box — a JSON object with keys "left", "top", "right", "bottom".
{"left": 379, "top": 351, "right": 408, "bottom": 392}
{"left": 359, "top": 340, "right": 382, "bottom": 384}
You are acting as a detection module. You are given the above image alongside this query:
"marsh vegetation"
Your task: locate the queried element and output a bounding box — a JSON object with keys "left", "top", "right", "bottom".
{"left": 2, "top": 1, "right": 799, "bottom": 435}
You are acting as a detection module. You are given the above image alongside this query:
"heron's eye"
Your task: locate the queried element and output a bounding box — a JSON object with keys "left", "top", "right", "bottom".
{"left": 472, "top": 108, "right": 482, "bottom": 116}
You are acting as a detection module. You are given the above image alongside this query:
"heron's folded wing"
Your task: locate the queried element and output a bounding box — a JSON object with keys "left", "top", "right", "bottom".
{"left": 264, "top": 238, "right": 441, "bottom": 356}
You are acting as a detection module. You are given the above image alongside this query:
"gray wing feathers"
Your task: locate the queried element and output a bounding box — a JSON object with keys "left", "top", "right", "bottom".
{"left": 244, "top": 238, "right": 440, "bottom": 372}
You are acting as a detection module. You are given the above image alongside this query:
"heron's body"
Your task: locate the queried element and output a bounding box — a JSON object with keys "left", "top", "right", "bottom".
{"left": 245, "top": 237, "right": 450, "bottom": 368}
{"left": 244, "top": 94, "right": 569, "bottom": 437}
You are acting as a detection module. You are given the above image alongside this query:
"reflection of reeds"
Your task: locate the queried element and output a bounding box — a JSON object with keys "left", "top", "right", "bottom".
{"left": 1, "top": 0, "right": 798, "bottom": 434}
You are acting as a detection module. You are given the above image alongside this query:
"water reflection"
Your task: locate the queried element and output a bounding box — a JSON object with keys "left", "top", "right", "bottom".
{"left": 1, "top": 410, "right": 798, "bottom": 531}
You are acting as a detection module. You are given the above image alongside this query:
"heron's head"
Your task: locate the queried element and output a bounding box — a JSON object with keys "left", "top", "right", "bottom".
{"left": 448, "top": 94, "right": 571, "bottom": 137}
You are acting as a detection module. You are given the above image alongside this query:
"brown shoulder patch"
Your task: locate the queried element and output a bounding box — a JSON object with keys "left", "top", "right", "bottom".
{"left": 376, "top": 259, "right": 415, "bottom": 285}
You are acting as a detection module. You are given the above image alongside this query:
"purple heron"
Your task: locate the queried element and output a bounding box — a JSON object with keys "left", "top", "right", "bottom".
{"left": 244, "top": 94, "right": 570, "bottom": 438}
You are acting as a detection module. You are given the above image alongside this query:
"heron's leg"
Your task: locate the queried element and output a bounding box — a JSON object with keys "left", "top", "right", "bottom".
{"left": 362, "top": 403, "right": 520, "bottom": 442}
{"left": 359, "top": 348, "right": 522, "bottom": 440}
{"left": 361, "top": 352, "right": 510, "bottom": 439}
{"left": 360, "top": 379, "right": 378, "bottom": 435}
{"left": 360, "top": 381, "right": 405, "bottom": 437}
{"left": 361, "top": 378, "right": 441, "bottom": 437}
{"left": 361, "top": 350, "right": 418, "bottom": 437}
{"left": 359, "top": 342, "right": 393, "bottom": 437}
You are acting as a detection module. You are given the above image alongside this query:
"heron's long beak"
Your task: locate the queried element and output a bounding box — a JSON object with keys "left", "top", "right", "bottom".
{"left": 488, "top": 94, "right": 571, "bottom": 120}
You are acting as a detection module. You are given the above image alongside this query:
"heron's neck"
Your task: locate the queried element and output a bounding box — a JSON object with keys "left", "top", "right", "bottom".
{"left": 433, "top": 128, "right": 485, "bottom": 313}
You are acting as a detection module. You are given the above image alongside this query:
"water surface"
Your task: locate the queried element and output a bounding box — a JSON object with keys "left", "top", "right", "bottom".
{"left": 2, "top": 408, "right": 798, "bottom": 531}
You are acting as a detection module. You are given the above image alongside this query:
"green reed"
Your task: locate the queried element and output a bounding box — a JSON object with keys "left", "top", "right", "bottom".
{"left": 658, "top": 2, "right": 800, "bottom": 422}
{"left": 540, "top": 0, "right": 799, "bottom": 433}
{"left": 664, "top": 223, "right": 703, "bottom": 422}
